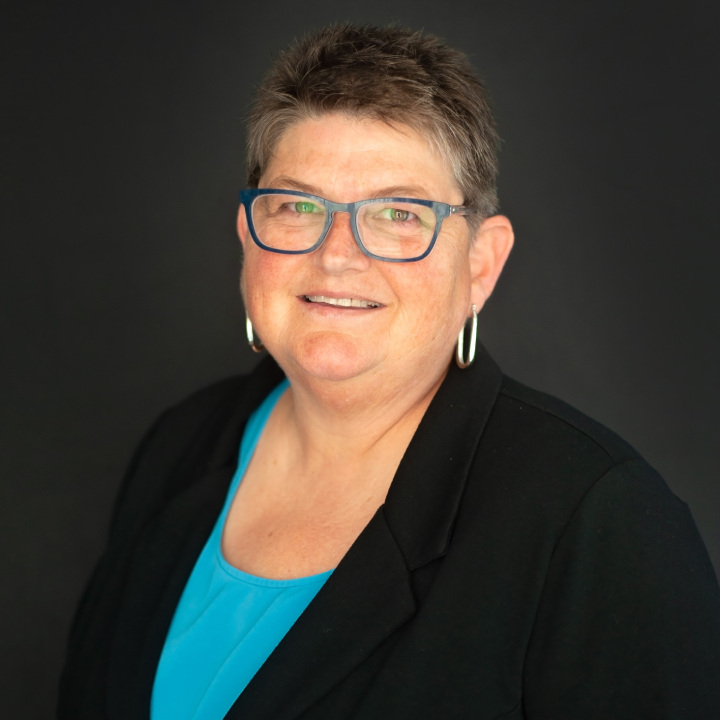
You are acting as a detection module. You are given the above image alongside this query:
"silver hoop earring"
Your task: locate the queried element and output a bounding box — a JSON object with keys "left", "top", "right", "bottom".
{"left": 456, "top": 304, "right": 478, "bottom": 369}
{"left": 245, "top": 313, "right": 265, "bottom": 353}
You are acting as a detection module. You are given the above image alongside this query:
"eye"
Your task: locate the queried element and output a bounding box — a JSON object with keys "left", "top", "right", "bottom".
{"left": 291, "top": 201, "right": 322, "bottom": 214}
{"left": 376, "top": 207, "right": 418, "bottom": 223}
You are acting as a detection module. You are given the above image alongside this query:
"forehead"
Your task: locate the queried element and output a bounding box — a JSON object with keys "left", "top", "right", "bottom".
{"left": 261, "top": 114, "right": 462, "bottom": 203}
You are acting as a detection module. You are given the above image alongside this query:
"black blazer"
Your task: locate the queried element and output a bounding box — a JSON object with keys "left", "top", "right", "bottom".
{"left": 59, "top": 350, "right": 720, "bottom": 719}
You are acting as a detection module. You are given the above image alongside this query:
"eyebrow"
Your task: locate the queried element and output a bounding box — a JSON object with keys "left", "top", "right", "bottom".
{"left": 265, "top": 176, "right": 434, "bottom": 201}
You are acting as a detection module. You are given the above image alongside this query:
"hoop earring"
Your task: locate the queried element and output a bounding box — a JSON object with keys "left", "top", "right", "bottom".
{"left": 245, "top": 313, "right": 265, "bottom": 353}
{"left": 456, "top": 304, "right": 478, "bottom": 369}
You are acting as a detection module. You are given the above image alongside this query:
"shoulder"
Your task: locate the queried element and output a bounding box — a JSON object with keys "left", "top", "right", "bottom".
{"left": 462, "top": 373, "right": 691, "bottom": 564}
{"left": 460, "top": 376, "right": 720, "bottom": 702}
{"left": 108, "top": 357, "right": 286, "bottom": 542}
{"left": 495, "top": 379, "right": 720, "bottom": 712}
{"left": 492, "top": 374, "right": 640, "bottom": 466}
{"left": 140, "top": 375, "right": 250, "bottom": 452}
{"left": 145, "top": 354, "right": 286, "bottom": 430}
{"left": 478, "top": 374, "right": 676, "bottom": 512}
{"left": 468, "top": 373, "right": 719, "bottom": 599}
{"left": 128, "top": 356, "right": 285, "bottom": 464}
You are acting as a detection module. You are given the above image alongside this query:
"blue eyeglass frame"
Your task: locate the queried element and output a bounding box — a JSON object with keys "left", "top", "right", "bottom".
{"left": 239, "top": 188, "right": 473, "bottom": 263}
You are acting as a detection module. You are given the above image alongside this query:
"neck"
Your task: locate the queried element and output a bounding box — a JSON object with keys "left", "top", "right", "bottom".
{"left": 273, "top": 354, "right": 452, "bottom": 487}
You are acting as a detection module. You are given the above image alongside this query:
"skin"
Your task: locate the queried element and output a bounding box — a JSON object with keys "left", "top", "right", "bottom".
{"left": 228, "top": 114, "right": 513, "bottom": 579}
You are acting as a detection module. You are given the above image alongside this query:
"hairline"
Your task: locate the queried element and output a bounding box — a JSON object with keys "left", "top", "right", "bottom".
{"left": 249, "top": 108, "right": 485, "bottom": 233}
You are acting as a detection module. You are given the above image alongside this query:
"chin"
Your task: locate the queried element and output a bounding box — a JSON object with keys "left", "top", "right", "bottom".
{"left": 285, "top": 332, "right": 381, "bottom": 383}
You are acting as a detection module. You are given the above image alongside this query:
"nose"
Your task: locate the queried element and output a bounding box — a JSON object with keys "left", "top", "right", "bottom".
{"left": 315, "top": 210, "right": 371, "bottom": 272}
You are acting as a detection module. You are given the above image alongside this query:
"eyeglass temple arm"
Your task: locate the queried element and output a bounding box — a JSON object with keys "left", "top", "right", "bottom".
{"left": 449, "top": 205, "right": 476, "bottom": 216}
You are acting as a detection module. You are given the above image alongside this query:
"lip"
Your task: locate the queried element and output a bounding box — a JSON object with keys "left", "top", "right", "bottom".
{"left": 299, "top": 292, "right": 384, "bottom": 309}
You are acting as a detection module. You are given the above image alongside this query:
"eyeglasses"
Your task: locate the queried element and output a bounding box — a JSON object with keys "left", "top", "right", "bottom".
{"left": 239, "top": 188, "right": 474, "bottom": 263}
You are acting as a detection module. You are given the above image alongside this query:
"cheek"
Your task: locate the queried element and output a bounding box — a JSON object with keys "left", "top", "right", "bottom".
{"left": 421, "top": 239, "right": 473, "bottom": 305}
{"left": 393, "top": 253, "right": 471, "bottom": 340}
{"left": 241, "top": 248, "right": 290, "bottom": 309}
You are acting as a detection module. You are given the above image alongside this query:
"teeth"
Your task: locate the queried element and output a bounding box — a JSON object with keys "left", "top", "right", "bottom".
{"left": 305, "top": 295, "right": 380, "bottom": 308}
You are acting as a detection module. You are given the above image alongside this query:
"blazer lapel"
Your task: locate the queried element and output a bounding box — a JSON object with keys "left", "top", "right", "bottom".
{"left": 105, "top": 357, "right": 287, "bottom": 719}
{"left": 106, "top": 467, "right": 232, "bottom": 719}
{"left": 226, "top": 508, "right": 416, "bottom": 720}
{"left": 226, "top": 349, "right": 503, "bottom": 720}
{"left": 385, "top": 348, "right": 503, "bottom": 569}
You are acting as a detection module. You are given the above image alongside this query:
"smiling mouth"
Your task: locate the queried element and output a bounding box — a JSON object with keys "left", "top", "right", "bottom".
{"left": 302, "top": 295, "right": 381, "bottom": 309}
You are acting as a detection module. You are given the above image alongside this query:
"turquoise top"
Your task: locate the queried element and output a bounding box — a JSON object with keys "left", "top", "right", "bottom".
{"left": 151, "top": 379, "right": 333, "bottom": 720}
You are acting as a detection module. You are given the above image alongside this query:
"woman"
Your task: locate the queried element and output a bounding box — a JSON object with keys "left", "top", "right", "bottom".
{"left": 59, "top": 23, "right": 720, "bottom": 719}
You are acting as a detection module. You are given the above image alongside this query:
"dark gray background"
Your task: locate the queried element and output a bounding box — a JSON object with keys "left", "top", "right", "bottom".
{"left": 3, "top": 0, "right": 719, "bottom": 716}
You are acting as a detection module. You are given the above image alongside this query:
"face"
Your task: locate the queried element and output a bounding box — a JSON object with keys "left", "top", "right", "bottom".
{"left": 238, "top": 114, "right": 507, "bottom": 393}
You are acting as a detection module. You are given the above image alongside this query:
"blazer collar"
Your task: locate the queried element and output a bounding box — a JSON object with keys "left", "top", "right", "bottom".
{"left": 227, "top": 348, "right": 503, "bottom": 719}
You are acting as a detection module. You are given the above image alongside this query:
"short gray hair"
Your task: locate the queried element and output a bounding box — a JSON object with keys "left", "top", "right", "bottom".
{"left": 246, "top": 23, "right": 500, "bottom": 220}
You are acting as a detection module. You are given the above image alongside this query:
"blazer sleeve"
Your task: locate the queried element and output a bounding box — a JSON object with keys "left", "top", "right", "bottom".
{"left": 57, "top": 411, "right": 168, "bottom": 718}
{"left": 522, "top": 458, "right": 720, "bottom": 720}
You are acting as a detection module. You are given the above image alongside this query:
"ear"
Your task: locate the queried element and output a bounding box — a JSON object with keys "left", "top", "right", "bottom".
{"left": 468, "top": 214, "right": 514, "bottom": 310}
{"left": 237, "top": 204, "right": 249, "bottom": 250}
{"left": 236, "top": 206, "right": 250, "bottom": 301}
